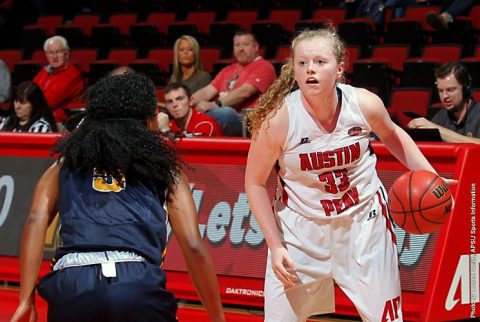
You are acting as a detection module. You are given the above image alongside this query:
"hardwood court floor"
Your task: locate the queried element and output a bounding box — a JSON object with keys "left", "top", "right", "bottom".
{"left": 1, "top": 286, "right": 359, "bottom": 322}
{"left": 176, "top": 301, "right": 361, "bottom": 321}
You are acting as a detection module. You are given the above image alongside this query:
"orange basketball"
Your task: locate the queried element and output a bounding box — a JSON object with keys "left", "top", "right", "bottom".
{"left": 387, "top": 170, "right": 453, "bottom": 234}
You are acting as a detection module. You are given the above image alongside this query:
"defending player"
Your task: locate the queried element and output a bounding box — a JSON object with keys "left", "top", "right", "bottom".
{"left": 245, "top": 27, "right": 456, "bottom": 321}
{"left": 10, "top": 73, "right": 225, "bottom": 322}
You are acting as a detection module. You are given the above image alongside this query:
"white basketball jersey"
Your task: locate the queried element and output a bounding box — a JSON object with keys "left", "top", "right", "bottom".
{"left": 278, "top": 83, "right": 383, "bottom": 219}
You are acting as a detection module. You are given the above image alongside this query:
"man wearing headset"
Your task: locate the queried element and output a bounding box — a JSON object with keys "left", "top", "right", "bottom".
{"left": 408, "top": 62, "right": 480, "bottom": 143}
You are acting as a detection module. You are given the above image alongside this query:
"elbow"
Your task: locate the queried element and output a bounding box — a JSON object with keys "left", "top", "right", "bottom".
{"left": 237, "top": 91, "right": 255, "bottom": 104}
{"left": 182, "top": 239, "right": 209, "bottom": 260}
{"left": 22, "top": 210, "right": 50, "bottom": 233}
{"left": 244, "top": 180, "right": 256, "bottom": 195}
{"left": 25, "top": 211, "right": 48, "bottom": 225}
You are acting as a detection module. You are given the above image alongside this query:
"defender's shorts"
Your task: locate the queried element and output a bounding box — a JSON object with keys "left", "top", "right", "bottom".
{"left": 38, "top": 261, "right": 178, "bottom": 322}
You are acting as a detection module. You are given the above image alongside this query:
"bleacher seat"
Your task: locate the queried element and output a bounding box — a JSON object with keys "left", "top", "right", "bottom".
{"left": 129, "top": 48, "right": 174, "bottom": 86}
{"left": 251, "top": 22, "right": 286, "bottom": 59}
{"left": 302, "top": 7, "right": 346, "bottom": 29}
{"left": 384, "top": 20, "right": 426, "bottom": 57}
{"left": 402, "top": 4, "right": 441, "bottom": 31}
{"left": 70, "top": 48, "right": 98, "bottom": 76}
{"left": 387, "top": 87, "right": 432, "bottom": 128}
{"left": 22, "top": 15, "right": 64, "bottom": 36}
{"left": 168, "top": 11, "right": 216, "bottom": 46}
{"left": 91, "top": 13, "right": 138, "bottom": 53}
{"left": 0, "top": 49, "right": 24, "bottom": 72}
{"left": 268, "top": 9, "right": 302, "bottom": 34}
{"left": 352, "top": 61, "right": 392, "bottom": 104}
{"left": 224, "top": 10, "right": 259, "bottom": 30}
{"left": 345, "top": 45, "right": 361, "bottom": 81}
{"left": 13, "top": 61, "right": 42, "bottom": 85}
{"left": 129, "top": 12, "right": 176, "bottom": 51}
{"left": 30, "top": 49, "right": 48, "bottom": 65}
{"left": 200, "top": 47, "right": 222, "bottom": 74}
{"left": 208, "top": 22, "right": 239, "bottom": 58}
{"left": 356, "top": 45, "right": 411, "bottom": 85}
{"left": 338, "top": 19, "right": 378, "bottom": 58}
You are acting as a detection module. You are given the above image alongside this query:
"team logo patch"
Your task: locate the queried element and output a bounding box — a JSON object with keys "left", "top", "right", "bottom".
{"left": 92, "top": 169, "right": 126, "bottom": 192}
{"left": 367, "top": 209, "right": 377, "bottom": 220}
{"left": 348, "top": 126, "right": 362, "bottom": 136}
{"left": 300, "top": 137, "right": 311, "bottom": 144}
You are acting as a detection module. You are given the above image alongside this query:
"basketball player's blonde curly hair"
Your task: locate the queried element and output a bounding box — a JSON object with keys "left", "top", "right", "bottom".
{"left": 248, "top": 26, "right": 347, "bottom": 137}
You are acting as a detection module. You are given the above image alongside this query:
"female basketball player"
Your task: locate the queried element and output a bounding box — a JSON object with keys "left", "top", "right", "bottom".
{"left": 245, "top": 27, "right": 456, "bottom": 322}
{"left": 10, "top": 73, "right": 225, "bottom": 322}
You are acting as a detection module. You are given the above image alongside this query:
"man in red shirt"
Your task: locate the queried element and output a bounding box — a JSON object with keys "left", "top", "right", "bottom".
{"left": 160, "top": 83, "right": 223, "bottom": 137}
{"left": 33, "top": 35, "right": 85, "bottom": 123}
{"left": 190, "top": 29, "right": 276, "bottom": 136}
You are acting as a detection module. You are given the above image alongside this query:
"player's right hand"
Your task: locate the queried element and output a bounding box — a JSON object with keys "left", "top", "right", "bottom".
{"left": 271, "top": 247, "right": 299, "bottom": 288}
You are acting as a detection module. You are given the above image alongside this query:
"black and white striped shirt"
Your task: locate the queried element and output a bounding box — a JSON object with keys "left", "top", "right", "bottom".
{"left": 0, "top": 117, "right": 54, "bottom": 133}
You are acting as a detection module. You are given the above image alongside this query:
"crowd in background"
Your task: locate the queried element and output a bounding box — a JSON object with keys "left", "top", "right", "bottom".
{"left": 0, "top": 0, "right": 479, "bottom": 140}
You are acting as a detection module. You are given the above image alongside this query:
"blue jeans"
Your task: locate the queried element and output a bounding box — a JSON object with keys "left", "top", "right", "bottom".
{"left": 385, "top": 0, "right": 416, "bottom": 18}
{"left": 444, "top": 0, "right": 477, "bottom": 17}
{"left": 37, "top": 262, "right": 177, "bottom": 322}
{"left": 206, "top": 106, "right": 243, "bottom": 137}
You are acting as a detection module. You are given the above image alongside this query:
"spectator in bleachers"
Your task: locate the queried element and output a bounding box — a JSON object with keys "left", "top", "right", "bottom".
{"left": 407, "top": 62, "right": 480, "bottom": 143}
{"left": 169, "top": 35, "right": 212, "bottom": 94}
{"left": 426, "top": 0, "right": 478, "bottom": 31}
{"left": 352, "top": 0, "right": 386, "bottom": 26}
{"left": 384, "top": 0, "right": 426, "bottom": 19}
{"left": 190, "top": 29, "right": 276, "bottom": 136}
{"left": 0, "top": 81, "right": 58, "bottom": 132}
{"left": 33, "top": 35, "right": 85, "bottom": 124}
{"left": 0, "top": 59, "right": 11, "bottom": 103}
{"left": 159, "top": 82, "right": 223, "bottom": 137}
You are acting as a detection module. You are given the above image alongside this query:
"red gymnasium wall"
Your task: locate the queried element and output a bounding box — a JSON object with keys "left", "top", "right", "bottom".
{"left": 0, "top": 133, "right": 479, "bottom": 321}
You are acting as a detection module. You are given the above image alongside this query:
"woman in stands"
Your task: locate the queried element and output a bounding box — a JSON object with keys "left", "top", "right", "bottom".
{"left": 10, "top": 73, "right": 225, "bottom": 322}
{"left": 245, "top": 27, "right": 455, "bottom": 322}
{"left": 0, "top": 81, "right": 58, "bottom": 133}
{"left": 169, "top": 35, "right": 212, "bottom": 93}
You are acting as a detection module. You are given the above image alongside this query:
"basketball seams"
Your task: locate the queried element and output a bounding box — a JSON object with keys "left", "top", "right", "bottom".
{"left": 418, "top": 177, "right": 451, "bottom": 228}
{"left": 417, "top": 197, "right": 452, "bottom": 224}
{"left": 407, "top": 171, "right": 423, "bottom": 234}
{"left": 389, "top": 184, "right": 407, "bottom": 228}
{"left": 419, "top": 176, "right": 444, "bottom": 208}
{"left": 388, "top": 192, "right": 452, "bottom": 212}
{"left": 387, "top": 170, "right": 452, "bottom": 235}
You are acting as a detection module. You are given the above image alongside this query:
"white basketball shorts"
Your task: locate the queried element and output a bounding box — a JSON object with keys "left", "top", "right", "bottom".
{"left": 264, "top": 188, "right": 402, "bottom": 322}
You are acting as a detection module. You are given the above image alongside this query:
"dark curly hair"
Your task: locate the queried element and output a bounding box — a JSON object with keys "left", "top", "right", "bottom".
{"left": 55, "top": 73, "right": 182, "bottom": 191}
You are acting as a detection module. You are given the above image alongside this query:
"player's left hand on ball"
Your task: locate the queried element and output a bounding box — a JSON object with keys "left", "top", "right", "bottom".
{"left": 442, "top": 177, "right": 458, "bottom": 186}
{"left": 441, "top": 177, "right": 457, "bottom": 209}
{"left": 271, "top": 247, "right": 299, "bottom": 288}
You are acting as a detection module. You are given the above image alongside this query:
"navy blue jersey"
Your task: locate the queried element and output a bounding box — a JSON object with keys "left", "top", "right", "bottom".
{"left": 55, "top": 166, "right": 169, "bottom": 265}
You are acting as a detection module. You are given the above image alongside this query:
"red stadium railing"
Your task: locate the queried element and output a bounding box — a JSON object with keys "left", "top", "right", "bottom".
{"left": 0, "top": 133, "right": 479, "bottom": 321}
